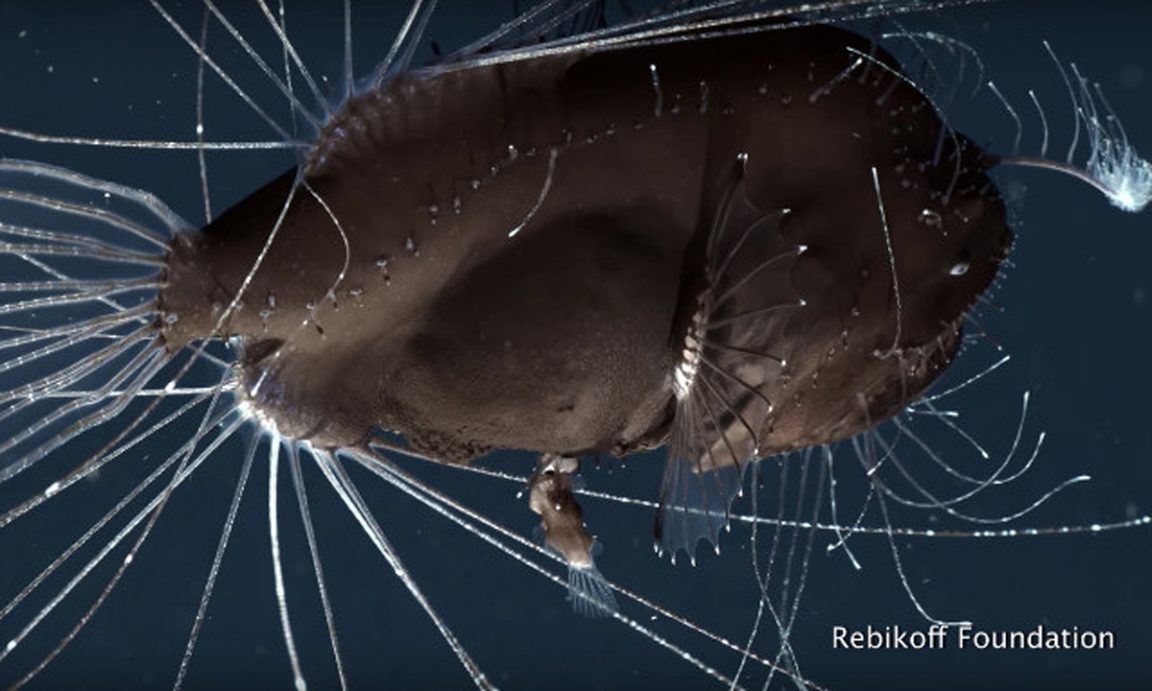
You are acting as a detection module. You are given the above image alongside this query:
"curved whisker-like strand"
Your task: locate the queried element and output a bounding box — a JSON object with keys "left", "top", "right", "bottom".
{"left": 0, "top": 344, "right": 163, "bottom": 482}
{"left": 708, "top": 248, "right": 799, "bottom": 311}
{"left": 778, "top": 458, "right": 824, "bottom": 670}
{"left": 1028, "top": 89, "right": 1050, "bottom": 159}
{"left": 389, "top": 440, "right": 1149, "bottom": 540}
{"left": 0, "top": 221, "right": 153, "bottom": 257}
{"left": 0, "top": 324, "right": 153, "bottom": 406}
{"left": 341, "top": 0, "right": 354, "bottom": 100}
{"left": 0, "top": 305, "right": 153, "bottom": 368}
{"left": 352, "top": 449, "right": 819, "bottom": 690}
{"left": 2, "top": 348, "right": 171, "bottom": 479}
{"left": 700, "top": 337, "right": 786, "bottom": 366}
{"left": 917, "top": 398, "right": 990, "bottom": 459}
{"left": 0, "top": 278, "right": 155, "bottom": 295}
{"left": 287, "top": 444, "right": 348, "bottom": 691}
{"left": 987, "top": 80, "right": 1022, "bottom": 156}
{"left": 145, "top": 0, "right": 293, "bottom": 142}
{"left": 310, "top": 449, "right": 494, "bottom": 691}
{"left": 901, "top": 390, "right": 1038, "bottom": 488}
{"left": 751, "top": 452, "right": 822, "bottom": 687}
{"left": 0, "top": 125, "right": 304, "bottom": 151}
{"left": 0, "top": 396, "right": 234, "bottom": 625}
{"left": 446, "top": 0, "right": 595, "bottom": 62}
{"left": 702, "top": 300, "right": 802, "bottom": 331}
{"left": 869, "top": 475, "right": 972, "bottom": 628}
{"left": 893, "top": 416, "right": 992, "bottom": 487}
{"left": 26, "top": 385, "right": 226, "bottom": 400}
{"left": 194, "top": 4, "right": 215, "bottom": 224}
{"left": 0, "top": 392, "right": 216, "bottom": 536}
{"left": 868, "top": 428, "right": 1091, "bottom": 525}
{"left": 821, "top": 445, "right": 863, "bottom": 569}
{"left": 465, "top": 0, "right": 986, "bottom": 69}
{"left": 915, "top": 353, "right": 1010, "bottom": 403}
{"left": 704, "top": 167, "right": 763, "bottom": 276}
{"left": 203, "top": 174, "right": 301, "bottom": 340}
{"left": 374, "top": 0, "right": 440, "bottom": 86}
{"left": 882, "top": 28, "right": 986, "bottom": 99}
{"left": 0, "top": 415, "right": 245, "bottom": 676}
{"left": 696, "top": 369, "right": 760, "bottom": 464}
{"left": 199, "top": 0, "right": 327, "bottom": 130}
{"left": 0, "top": 189, "right": 170, "bottom": 251}
{"left": 173, "top": 431, "right": 259, "bottom": 691}
{"left": 829, "top": 438, "right": 881, "bottom": 550}
{"left": 0, "top": 242, "right": 165, "bottom": 268}
{"left": 301, "top": 182, "right": 352, "bottom": 305}
{"left": 0, "top": 159, "right": 187, "bottom": 237}
{"left": 0, "top": 5, "right": 1148, "bottom": 689}
{"left": 266, "top": 438, "right": 307, "bottom": 691}
{"left": 251, "top": 0, "right": 337, "bottom": 121}
{"left": 699, "top": 355, "right": 774, "bottom": 416}
{"left": 0, "top": 407, "right": 215, "bottom": 631}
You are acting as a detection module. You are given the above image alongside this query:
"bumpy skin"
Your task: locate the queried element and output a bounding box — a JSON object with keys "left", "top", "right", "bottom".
{"left": 158, "top": 25, "right": 1009, "bottom": 461}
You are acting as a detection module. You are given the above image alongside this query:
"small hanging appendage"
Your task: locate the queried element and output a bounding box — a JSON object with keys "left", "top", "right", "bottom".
{"left": 527, "top": 454, "right": 618, "bottom": 618}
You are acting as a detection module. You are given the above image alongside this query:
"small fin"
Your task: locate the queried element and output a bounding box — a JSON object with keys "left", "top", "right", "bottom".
{"left": 567, "top": 562, "right": 619, "bottom": 618}
{"left": 654, "top": 436, "right": 746, "bottom": 562}
{"left": 655, "top": 154, "right": 790, "bottom": 562}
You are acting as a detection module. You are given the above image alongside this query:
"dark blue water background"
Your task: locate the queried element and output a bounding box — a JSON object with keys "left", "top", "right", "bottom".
{"left": 0, "top": 1, "right": 1149, "bottom": 689}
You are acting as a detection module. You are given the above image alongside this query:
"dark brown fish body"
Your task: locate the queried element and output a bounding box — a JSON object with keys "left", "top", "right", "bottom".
{"left": 158, "top": 24, "right": 1009, "bottom": 467}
